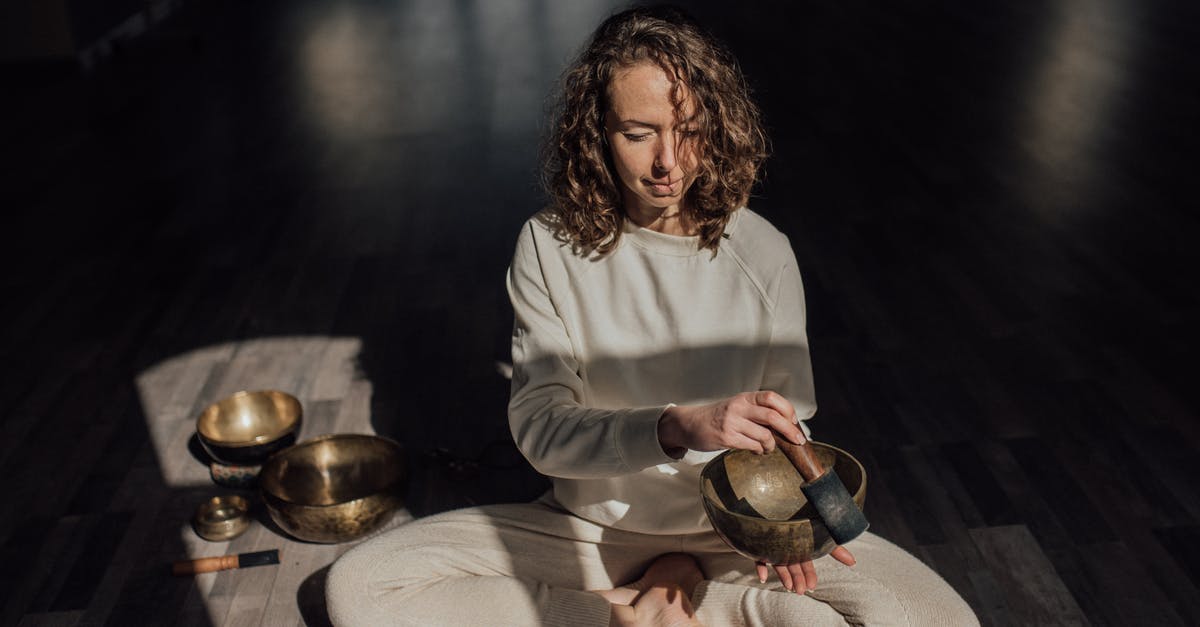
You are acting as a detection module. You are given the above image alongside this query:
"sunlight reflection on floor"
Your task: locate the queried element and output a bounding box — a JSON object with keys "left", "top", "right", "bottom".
{"left": 133, "top": 335, "right": 414, "bottom": 624}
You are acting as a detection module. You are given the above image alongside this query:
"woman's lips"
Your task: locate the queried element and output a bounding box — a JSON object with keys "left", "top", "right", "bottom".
{"left": 645, "top": 179, "right": 680, "bottom": 195}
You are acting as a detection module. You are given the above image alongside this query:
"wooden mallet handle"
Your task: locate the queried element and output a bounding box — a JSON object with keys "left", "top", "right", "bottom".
{"left": 172, "top": 554, "right": 239, "bottom": 576}
{"left": 773, "top": 433, "right": 824, "bottom": 482}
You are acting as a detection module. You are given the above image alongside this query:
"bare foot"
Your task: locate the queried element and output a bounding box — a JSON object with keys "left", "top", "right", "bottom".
{"left": 601, "top": 553, "right": 705, "bottom": 626}
{"left": 636, "top": 553, "right": 704, "bottom": 598}
{"left": 624, "top": 582, "right": 702, "bottom": 627}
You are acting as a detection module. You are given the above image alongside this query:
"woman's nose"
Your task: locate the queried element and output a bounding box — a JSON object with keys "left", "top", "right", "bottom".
{"left": 654, "top": 135, "right": 677, "bottom": 172}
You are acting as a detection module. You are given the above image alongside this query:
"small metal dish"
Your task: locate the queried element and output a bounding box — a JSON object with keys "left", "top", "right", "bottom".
{"left": 192, "top": 494, "right": 251, "bottom": 541}
{"left": 196, "top": 390, "right": 302, "bottom": 465}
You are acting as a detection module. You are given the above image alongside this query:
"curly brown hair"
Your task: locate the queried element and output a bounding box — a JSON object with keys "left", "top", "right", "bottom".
{"left": 542, "top": 5, "right": 769, "bottom": 254}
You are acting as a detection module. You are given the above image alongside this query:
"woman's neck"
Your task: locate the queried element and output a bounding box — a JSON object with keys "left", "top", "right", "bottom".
{"left": 625, "top": 203, "right": 697, "bottom": 236}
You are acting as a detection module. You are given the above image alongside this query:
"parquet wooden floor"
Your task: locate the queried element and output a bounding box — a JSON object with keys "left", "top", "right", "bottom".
{"left": 2, "top": 0, "right": 1198, "bottom": 625}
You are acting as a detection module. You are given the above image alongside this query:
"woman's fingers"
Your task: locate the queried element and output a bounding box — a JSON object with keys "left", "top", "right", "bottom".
{"left": 687, "top": 393, "right": 805, "bottom": 453}
{"left": 772, "top": 564, "right": 795, "bottom": 592}
{"left": 758, "top": 550, "right": 852, "bottom": 593}
{"left": 729, "top": 432, "right": 767, "bottom": 454}
{"left": 745, "top": 405, "right": 803, "bottom": 446}
{"left": 725, "top": 410, "right": 800, "bottom": 454}
{"left": 752, "top": 391, "right": 800, "bottom": 430}
{"left": 830, "top": 545, "right": 856, "bottom": 566}
{"left": 762, "top": 560, "right": 821, "bottom": 592}
{"left": 736, "top": 420, "right": 778, "bottom": 453}
{"left": 800, "top": 560, "right": 817, "bottom": 590}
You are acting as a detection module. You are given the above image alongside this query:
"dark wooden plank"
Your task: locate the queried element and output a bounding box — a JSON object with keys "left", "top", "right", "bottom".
{"left": 0, "top": 370, "right": 76, "bottom": 476}
{"left": 969, "top": 525, "right": 1087, "bottom": 626}
{"left": 0, "top": 367, "right": 36, "bottom": 425}
{"left": 940, "top": 442, "right": 1020, "bottom": 528}
{"left": 78, "top": 485, "right": 172, "bottom": 627}
{"left": 48, "top": 512, "right": 135, "bottom": 612}
{"left": 16, "top": 610, "right": 85, "bottom": 626}
{"left": 63, "top": 392, "right": 148, "bottom": 517}
{"left": 808, "top": 342, "right": 909, "bottom": 449}
{"left": 871, "top": 446, "right": 947, "bottom": 546}
{"left": 892, "top": 386, "right": 983, "bottom": 446}
{"left": 894, "top": 444, "right": 1010, "bottom": 623}
{"left": 1052, "top": 417, "right": 1200, "bottom": 625}
{"left": 1004, "top": 436, "right": 1117, "bottom": 545}
{"left": 1153, "top": 525, "right": 1200, "bottom": 592}
{"left": 959, "top": 371, "right": 1039, "bottom": 440}
{"left": 838, "top": 359, "right": 912, "bottom": 445}
{"left": 100, "top": 489, "right": 210, "bottom": 627}
{"left": 1062, "top": 383, "right": 1192, "bottom": 526}
{"left": 27, "top": 516, "right": 97, "bottom": 613}
{"left": 1121, "top": 425, "right": 1200, "bottom": 521}
{"left": 853, "top": 451, "right": 920, "bottom": 555}
{"left": 0, "top": 516, "right": 59, "bottom": 627}
{"left": 964, "top": 566, "right": 1012, "bottom": 627}
{"left": 1073, "top": 540, "right": 1187, "bottom": 627}
{"left": 916, "top": 543, "right": 995, "bottom": 627}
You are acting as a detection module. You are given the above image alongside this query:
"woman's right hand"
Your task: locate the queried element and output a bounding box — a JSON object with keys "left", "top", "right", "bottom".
{"left": 756, "top": 545, "right": 856, "bottom": 593}
{"left": 656, "top": 390, "right": 805, "bottom": 457}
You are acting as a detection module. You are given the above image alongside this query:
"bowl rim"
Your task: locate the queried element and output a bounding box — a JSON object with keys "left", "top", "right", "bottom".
{"left": 259, "top": 433, "right": 405, "bottom": 508}
{"left": 196, "top": 389, "right": 302, "bottom": 447}
{"left": 196, "top": 493, "right": 250, "bottom": 519}
{"left": 192, "top": 494, "right": 251, "bottom": 541}
{"left": 698, "top": 440, "right": 866, "bottom": 526}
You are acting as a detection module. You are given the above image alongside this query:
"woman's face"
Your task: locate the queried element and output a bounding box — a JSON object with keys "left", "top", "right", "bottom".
{"left": 604, "top": 62, "right": 700, "bottom": 225}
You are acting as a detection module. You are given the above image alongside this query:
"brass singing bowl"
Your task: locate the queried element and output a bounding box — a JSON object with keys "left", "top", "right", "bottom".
{"left": 259, "top": 434, "right": 405, "bottom": 543}
{"left": 192, "top": 494, "right": 251, "bottom": 541}
{"left": 700, "top": 442, "right": 866, "bottom": 564}
{"left": 196, "top": 390, "right": 302, "bottom": 465}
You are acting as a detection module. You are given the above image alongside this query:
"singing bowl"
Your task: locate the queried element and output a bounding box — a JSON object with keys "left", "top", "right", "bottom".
{"left": 192, "top": 494, "right": 251, "bottom": 541}
{"left": 196, "top": 390, "right": 302, "bottom": 465}
{"left": 259, "top": 434, "right": 405, "bottom": 543}
{"left": 700, "top": 442, "right": 866, "bottom": 564}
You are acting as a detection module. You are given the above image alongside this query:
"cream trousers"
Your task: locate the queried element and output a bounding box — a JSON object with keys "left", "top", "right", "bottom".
{"left": 326, "top": 495, "right": 978, "bottom": 626}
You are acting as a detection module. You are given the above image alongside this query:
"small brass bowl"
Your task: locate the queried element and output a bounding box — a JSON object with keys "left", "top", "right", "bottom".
{"left": 193, "top": 494, "right": 251, "bottom": 541}
{"left": 259, "top": 434, "right": 405, "bottom": 543}
{"left": 700, "top": 442, "right": 867, "bottom": 564}
{"left": 196, "top": 390, "right": 302, "bottom": 465}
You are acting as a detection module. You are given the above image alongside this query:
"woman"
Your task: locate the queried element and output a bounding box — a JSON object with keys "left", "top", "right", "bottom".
{"left": 328, "top": 6, "right": 978, "bottom": 625}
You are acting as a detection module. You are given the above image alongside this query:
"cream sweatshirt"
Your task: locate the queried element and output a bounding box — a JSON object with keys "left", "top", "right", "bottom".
{"left": 506, "top": 207, "right": 817, "bottom": 534}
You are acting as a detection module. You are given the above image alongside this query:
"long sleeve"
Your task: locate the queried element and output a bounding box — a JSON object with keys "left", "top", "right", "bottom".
{"left": 506, "top": 222, "right": 678, "bottom": 480}
{"left": 760, "top": 239, "right": 818, "bottom": 436}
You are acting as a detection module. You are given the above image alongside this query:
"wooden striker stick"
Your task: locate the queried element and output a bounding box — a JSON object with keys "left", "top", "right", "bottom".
{"left": 172, "top": 554, "right": 240, "bottom": 576}
{"left": 772, "top": 433, "right": 825, "bottom": 482}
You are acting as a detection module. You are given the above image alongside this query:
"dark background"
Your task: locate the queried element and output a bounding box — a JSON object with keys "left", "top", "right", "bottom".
{"left": 2, "top": 0, "right": 1198, "bottom": 625}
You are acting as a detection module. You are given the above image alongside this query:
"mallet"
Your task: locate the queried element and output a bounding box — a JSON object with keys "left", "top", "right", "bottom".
{"left": 773, "top": 434, "right": 869, "bottom": 546}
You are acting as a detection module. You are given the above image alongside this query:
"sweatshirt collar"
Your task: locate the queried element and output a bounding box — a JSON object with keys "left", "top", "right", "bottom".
{"left": 621, "top": 209, "right": 742, "bottom": 257}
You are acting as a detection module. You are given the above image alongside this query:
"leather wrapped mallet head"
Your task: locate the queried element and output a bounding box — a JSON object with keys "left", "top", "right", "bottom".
{"left": 773, "top": 434, "right": 869, "bottom": 546}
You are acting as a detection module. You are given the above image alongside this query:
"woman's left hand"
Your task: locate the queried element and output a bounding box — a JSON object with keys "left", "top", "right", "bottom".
{"left": 756, "top": 546, "right": 856, "bottom": 593}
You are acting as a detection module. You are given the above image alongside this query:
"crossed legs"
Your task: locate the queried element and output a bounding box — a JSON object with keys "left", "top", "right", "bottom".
{"left": 326, "top": 497, "right": 978, "bottom": 626}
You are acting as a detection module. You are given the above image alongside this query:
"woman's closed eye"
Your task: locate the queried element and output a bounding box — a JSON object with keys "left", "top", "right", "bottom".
{"left": 622, "top": 129, "right": 698, "bottom": 143}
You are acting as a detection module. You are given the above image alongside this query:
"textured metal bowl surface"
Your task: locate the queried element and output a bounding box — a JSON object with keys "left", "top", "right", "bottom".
{"left": 259, "top": 434, "right": 405, "bottom": 543}
{"left": 192, "top": 494, "right": 251, "bottom": 541}
{"left": 196, "top": 390, "right": 302, "bottom": 465}
{"left": 700, "top": 442, "right": 866, "bottom": 564}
